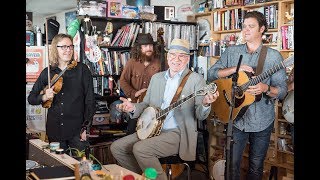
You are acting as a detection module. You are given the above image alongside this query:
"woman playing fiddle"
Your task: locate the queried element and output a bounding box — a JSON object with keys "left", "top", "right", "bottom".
{"left": 28, "top": 33, "right": 96, "bottom": 152}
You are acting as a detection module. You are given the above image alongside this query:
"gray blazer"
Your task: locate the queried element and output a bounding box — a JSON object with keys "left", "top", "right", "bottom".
{"left": 132, "top": 68, "right": 211, "bottom": 161}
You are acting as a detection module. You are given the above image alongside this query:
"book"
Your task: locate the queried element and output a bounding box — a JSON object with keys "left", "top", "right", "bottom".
{"left": 29, "top": 166, "right": 74, "bottom": 180}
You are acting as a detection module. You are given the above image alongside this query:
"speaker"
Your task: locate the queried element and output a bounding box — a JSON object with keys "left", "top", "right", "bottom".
{"left": 154, "top": 6, "right": 175, "bottom": 21}
{"left": 43, "top": 19, "right": 60, "bottom": 44}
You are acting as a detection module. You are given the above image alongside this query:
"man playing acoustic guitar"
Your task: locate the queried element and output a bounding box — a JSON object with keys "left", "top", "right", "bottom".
{"left": 110, "top": 38, "right": 219, "bottom": 180}
{"left": 207, "top": 11, "right": 288, "bottom": 180}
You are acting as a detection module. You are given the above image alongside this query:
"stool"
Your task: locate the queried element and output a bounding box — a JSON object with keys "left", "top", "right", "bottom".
{"left": 159, "top": 155, "right": 192, "bottom": 180}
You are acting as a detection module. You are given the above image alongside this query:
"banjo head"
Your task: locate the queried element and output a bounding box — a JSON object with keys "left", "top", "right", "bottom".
{"left": 212, "top": 159, "right": 225, "bottom": 180}
{"left": 137, "top": 107, "right": 158, "bottom": 140}
{"left": 282, "top": 91, "right": 294, "bottom": 124}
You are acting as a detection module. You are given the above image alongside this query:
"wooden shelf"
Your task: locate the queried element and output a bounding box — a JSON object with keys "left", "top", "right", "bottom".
{"left": 243, "top": 1, "right": 279, "bottom": 9}
{"left": 278, "top": 118, "right": 289, "bottom": 123}
{"left": 213, "top": 29, "right": 241, "bottom": 34}
{"left": 89, "top": 15, "right": 197, "bottom": 25}
{"left": 278, "top": 150, "right": 294, "bottom": 155}
{"left": 278, "top": 134, "right": 292, "bottom": 139}
{"left": 280, "top": 49, "right": 294, "bottom": 52}
{"left": 211, "top": 145, "right": 224, "bottom": 150}
{"left": 194, "top": 12, "right": 212, "bottom": 18}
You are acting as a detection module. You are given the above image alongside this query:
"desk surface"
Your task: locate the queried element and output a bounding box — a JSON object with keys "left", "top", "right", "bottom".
{"left": 100, "top": 164, "right": 143, "bottom": 179}
{"left": 29, "top": 139, "right": 144, "bottom": 179}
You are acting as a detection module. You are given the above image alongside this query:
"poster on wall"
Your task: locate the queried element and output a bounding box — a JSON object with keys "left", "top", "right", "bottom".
{"left": 26, "top": 46, "right": 46, "bottom": 82}
{"left": 65, "top": 10, "right": 77, "bottom": 31}
{"left": 26, "top": 83, "right": 47, "bottom": 132}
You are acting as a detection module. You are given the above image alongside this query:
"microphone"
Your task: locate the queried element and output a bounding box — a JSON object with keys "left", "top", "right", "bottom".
{"left": 232, "top": 55, "right": 243, "bottom": 83}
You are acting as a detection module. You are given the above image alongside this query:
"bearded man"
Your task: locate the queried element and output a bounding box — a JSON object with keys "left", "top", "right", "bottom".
{"left": 110, "top": 33, "right": 161, "bottom": 134}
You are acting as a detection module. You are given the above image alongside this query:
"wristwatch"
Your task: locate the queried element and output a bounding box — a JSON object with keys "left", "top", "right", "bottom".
{"left": 266, "top": 85, "right": 271, "bottom": 95}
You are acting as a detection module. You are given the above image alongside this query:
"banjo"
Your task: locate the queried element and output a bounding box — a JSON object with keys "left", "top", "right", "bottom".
{"left": 282, "top": 90, "right": 294, "bottom": 123}
{"left": 136, "top": 82, "right": 217, "bottom": 140}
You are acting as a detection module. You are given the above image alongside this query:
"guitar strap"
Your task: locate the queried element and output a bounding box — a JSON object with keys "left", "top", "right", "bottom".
{"left": 255, "top": 45, "right": 268, "bottom": 75}
{"left": 170, "top": 70, "right": 192, "bottom": 105}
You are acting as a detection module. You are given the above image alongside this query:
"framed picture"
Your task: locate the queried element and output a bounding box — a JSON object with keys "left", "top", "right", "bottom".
{"left": 107, "top": 0, "right": 122, "bottom": 18}
{"left": 26, "top": 46, "right": 46, "bottom": 82}
{"left": 65, "top": 11, "right": 77, "bottom": 31}
{"left": 26, "top": 12, "right": 33, "bottom": 21}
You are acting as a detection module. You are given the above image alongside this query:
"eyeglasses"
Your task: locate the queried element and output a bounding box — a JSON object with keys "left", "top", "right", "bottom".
{"left": 167, "top": 52, "right": 189, "bottom": 61}
{"left": 56, "top": 45, "right": 74, "bottom": 50}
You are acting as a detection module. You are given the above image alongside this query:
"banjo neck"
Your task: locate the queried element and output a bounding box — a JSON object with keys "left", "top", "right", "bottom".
{"left": 156, "top": 93, "right": 196, "bottom": 119}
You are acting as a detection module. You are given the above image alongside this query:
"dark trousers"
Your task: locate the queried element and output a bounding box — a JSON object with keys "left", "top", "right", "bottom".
{"left": 127, "top": 118, "right": 137, "bottom": 135}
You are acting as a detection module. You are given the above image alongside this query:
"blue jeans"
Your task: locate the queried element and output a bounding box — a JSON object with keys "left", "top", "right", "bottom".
{"left": 231, "top": 122, "right": 274, "bottom": 180}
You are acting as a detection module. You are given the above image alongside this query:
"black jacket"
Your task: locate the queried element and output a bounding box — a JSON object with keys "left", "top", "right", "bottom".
{"left": 28, "top": 62, "right": 96, "bottom": 140}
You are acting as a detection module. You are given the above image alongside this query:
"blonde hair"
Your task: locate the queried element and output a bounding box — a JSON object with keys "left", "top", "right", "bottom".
{"left": 49, "top": 33, "right": 74, "bottom": 67}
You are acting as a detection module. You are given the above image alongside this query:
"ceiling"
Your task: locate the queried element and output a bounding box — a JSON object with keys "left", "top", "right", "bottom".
{"left": 26, "top": 0, "right": 77, "bottom": 16}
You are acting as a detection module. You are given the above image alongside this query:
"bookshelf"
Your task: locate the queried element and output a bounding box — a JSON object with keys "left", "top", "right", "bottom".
{"left": 189, "top": 0, "right": 294, "bottom": 179}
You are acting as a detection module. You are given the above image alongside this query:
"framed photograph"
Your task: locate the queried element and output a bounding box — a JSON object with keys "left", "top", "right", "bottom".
{"left": 65, "top": 11, "right": 77, "bottom": 31}
{"left": 26, "top": 12, "right": 33, "bottom": 21}
{"left": 107, "top": 0, "right": 122, "bottom": 18}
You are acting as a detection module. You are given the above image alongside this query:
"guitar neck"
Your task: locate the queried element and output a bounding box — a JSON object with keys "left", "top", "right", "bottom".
{"left": 241, "top": 62, "right": 285, "bottom": 90}
{"left": 157, "top": 93, "right": 196, "bottom": 119}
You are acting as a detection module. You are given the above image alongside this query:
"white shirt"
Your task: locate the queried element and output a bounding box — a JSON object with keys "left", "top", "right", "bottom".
{"left": 161, "top": 69, "right": 210, "bottom": 130}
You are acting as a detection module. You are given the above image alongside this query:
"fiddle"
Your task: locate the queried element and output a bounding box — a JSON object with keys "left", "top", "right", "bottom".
{"left": 41, "top": 60, "right": 78, "bottom": 108}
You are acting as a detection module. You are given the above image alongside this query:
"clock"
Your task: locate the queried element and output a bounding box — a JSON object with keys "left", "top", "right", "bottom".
{"left": 197, "top": 18, "right": 211, "bottom": 44}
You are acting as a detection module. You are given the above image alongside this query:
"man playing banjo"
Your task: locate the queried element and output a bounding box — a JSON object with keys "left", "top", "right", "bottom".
{"left": 110, "top": 38, "right": 219, "bottom": 180}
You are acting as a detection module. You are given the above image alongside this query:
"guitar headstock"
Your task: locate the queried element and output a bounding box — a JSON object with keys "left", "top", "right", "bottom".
{"left": 196, "top": 82, "right": 217, "bottom": 96}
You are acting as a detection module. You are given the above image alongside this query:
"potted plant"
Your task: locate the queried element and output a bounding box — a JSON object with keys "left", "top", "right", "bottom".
{"left": 67, "top": 147, "right": 103, "bottom": 170}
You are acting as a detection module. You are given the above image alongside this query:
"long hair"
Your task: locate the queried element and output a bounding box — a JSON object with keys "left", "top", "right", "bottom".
{"left": 244, "top": 11, "right": 268, "bottom": 35}
{"left": 130, "top": 43, "right": 160, "bottom": 63}
{"left": 49, "top": 33, "right": 74, "bottom": 67}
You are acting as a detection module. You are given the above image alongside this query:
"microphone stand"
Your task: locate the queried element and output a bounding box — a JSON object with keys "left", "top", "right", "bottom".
{"left": 225, "top": 55, "right": 242, "bottom": 180}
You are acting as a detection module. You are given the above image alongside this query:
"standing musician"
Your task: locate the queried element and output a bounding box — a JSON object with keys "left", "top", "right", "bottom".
{"left": 110, "top": 38, "right": 219, "bottom": 180}
{"left": 109, "top": 33, "right": 161, "bottom": 134}
{"left": 207, "top": 11, "right": 288, "bottom": 179}
{"left": 28, "top": 33, "right": 96, "bottom": 152}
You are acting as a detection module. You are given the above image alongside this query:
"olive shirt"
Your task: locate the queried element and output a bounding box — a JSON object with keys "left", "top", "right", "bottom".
{"left": 27, "top": 63, "right": 96, "bottom": 141}
{"left": 119, "top": 58, "right": 161, "bottom": 103}
{"left": 207, "top": 43, "right": 288, "bottom": 132}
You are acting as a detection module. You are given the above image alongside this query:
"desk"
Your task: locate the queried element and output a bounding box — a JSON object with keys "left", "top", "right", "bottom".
{"left": 28, "top": 139, "right": 143, "bottom": 179}
{"left": 100, "top": 164, "right": 143, "bottom": 179}
{"left": 29, "top": 139, "right": 79, "bottom": 170}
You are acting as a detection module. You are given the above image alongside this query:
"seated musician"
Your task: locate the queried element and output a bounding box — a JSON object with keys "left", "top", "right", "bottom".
{"left": 110, "top": 38, "right": 219, "bottom": 180}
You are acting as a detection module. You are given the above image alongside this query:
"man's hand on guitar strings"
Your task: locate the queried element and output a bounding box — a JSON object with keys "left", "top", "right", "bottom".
{"left": 247, "top": 82, "right": 268, "bottom": 95}
{"left": 116, "top": 97, "right": 135, "bottom": 113}
{"left": 202, "top": 90, "right": 219, "bottom": 106}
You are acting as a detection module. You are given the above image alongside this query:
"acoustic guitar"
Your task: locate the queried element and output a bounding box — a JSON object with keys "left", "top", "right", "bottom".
{"left": 210, "top": 55, "right": 294, "bottom": 124}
